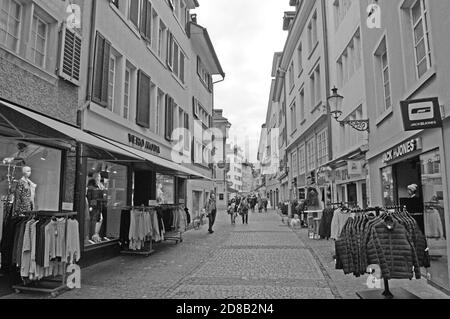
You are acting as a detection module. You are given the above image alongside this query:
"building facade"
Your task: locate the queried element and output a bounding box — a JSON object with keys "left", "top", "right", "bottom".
{"left": 76, "top": 0, "right": 224, "bottom": 264}
{"left": 212, "top": 108, "right": 231, "bottom": 210}
{"left": 226, "top": 144, "right": 244, "bottom": 195}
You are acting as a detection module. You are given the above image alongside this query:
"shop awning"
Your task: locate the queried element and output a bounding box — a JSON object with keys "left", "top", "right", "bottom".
{"left": 92, "top": 134, "right": 213, "bottom": 181}
{"left": 0, "top": 100, "right": 143, "bottom": 161}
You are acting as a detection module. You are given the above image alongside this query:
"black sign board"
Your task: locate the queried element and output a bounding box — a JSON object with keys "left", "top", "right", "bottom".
{"left": 400, "top": 97, "right": 442, "bottom": 131}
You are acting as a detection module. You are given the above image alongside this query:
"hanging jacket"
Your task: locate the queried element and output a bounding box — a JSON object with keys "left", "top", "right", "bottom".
{"left": 366, "top": 219, "right": 418, "bottom": 280}
{"left": 330, "top": 209, "right": 349, "bottom": 240}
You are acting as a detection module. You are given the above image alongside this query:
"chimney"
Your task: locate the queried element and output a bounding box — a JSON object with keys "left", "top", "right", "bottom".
{"left": 190, "top": 13, "right": 197, "bottom": 24}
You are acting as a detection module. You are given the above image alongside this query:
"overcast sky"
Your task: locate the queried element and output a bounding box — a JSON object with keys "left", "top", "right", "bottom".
{"left": 193, "top": 1, "right": 291, "bottom": 163}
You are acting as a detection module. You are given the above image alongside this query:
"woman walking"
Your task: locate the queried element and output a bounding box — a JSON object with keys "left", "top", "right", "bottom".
{"left": 228, "top": 201, "right": 237, "bottom": 225}
{"left": 239, "top": 198, "right": 249, "bottom": 224}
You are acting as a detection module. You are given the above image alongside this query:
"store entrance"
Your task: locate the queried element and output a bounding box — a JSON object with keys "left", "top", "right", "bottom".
{"left": 133, "top": 170, "right": 156, "bottom": 206}
{"left": 347, "top": 183, "right": 358, "bottom": 206}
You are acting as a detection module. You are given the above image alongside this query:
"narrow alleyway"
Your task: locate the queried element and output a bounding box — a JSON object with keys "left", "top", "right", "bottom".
{"left": 2, "top": 210, "right": 448, "bottom": 299}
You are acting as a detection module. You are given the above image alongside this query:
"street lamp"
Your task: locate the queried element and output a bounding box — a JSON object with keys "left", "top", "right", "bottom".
{"left": 327, "top": 87, "right": 370, "bottom": 132}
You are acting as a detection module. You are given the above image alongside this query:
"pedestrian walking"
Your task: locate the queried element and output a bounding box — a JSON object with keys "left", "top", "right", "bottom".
{"left": 258, "top": 195, "right": 263, "bottom": 213}
{"left": 228, "top": 202, "right": 237, "bottom": 225}
{"left": 263, "top": 197, "right": 268, "bottom": 213}
{"left": 239, "top": 198, "right": 249, "bottom": 224}
{"left": 206, "top": 193, "right": 217, "bottom": 234}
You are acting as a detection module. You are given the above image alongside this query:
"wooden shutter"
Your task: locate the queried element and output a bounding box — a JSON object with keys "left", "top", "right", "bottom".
{"left": 59, "top": 25, "right": 82, "bottom": 86}
{"left": 136, "top": 70, "right": 151, "bottom": 128}
{"left": 92, "top": 32, "right": 110, "bottom": 107}
{"left": 165, "top": 95, "right": 174, "bottom": 141}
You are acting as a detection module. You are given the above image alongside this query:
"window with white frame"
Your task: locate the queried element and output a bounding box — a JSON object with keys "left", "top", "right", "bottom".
{"left": 0, "top": 0, "right": 22, "bottom": 52}
{"left": 292, "top": 151, "right": 298, "bottom": 177}
{"left": 411, "top": 0, "right": 432, "bottom": 78}
{"left": 123, "top": 66, "right": 131, "bottom": 120}
{"left": 308, "top": 11, "right": 318, "bottom": 53}
{"left": 151, "top": 8, "right": 158, "bottom": 51}
{"left": 289, "top": 61, "right": 294, "bottom": 90}
{"left": 306, "top": 137, "right": 316, "bottom": 172}
{"left": 158, "top": 21, "right": 166, "bottom": 59}
{"left": 167, "top": 32, "right": 185, "bottom": 83}
{"left": 374, "top": 38, "right": 391, "bottom": 112}
{"left": 336, "top": 29, "right": 361, "bottom": 87}
{"left": 298, "top": 145, "right": 306, "bottom": 175}
{"left": 290, "top": 101, "right": 297, "bottom": 134}
{"left": 128, "top": 0, "right": 140, "bottom": 29}
{"left": 107, "top": 55, "right": 116, "bottom": 111}
{"left": 297, "top": 43, "right": 303, "bottom": 74}
{"left": 156, "top": 89, "right": 165, "bottom": 136}
{"left": 310, "top": 65, "right": 321, "bottom": 107}
{"left": 299, "top": 88, "right": 305, "bottom": 123}
{"left": 317, "top": 129, "right": 328, "bottom": 166}
{"left": 333, "top": 0, "right": 353, "bottom": 29}
{"left": 197, "top": 57, "right": 212, "bottom": 91}
{"left": 30, "top": 15, "right": 47, "bottom": 68}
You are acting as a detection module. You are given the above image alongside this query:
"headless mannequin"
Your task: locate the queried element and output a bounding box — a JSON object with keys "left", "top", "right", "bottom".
{"left": 157, "top": 183, "right": 165, "bottom": 204}
{"left": 88, "top": 173, "right": 106, "bottom": 243}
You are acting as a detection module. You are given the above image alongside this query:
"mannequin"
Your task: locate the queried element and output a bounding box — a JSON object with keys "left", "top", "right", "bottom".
{"left": 86, "top": 173, "right": 107, "bottom": 243}
{"left": 13, "top": 166, "right": 37, "bottom": 216}
{"left": 156, "top": 183, "right": 165, "bottom": 204}
{"left": 408, "top": 184, "right": 419, "bottom": 198}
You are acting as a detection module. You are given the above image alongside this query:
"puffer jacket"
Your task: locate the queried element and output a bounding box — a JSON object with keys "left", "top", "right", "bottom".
{"left": 366, "top": 219, "right": 418, "bottom": 280}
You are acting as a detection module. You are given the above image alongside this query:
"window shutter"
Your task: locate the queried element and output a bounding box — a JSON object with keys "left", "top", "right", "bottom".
{"left": 136, "top": 70, "right": 151, "bottom": 128}
{"left": 192, "top": 97, "right": 199, "bottom": 119}
{"left": 92, "top": 32, "right": 110, "bottom": 107}
{"left": 59, "top": 25, "right": 81, "bottom": 86}
{"left": 165, "top": 95, "right": 174, "bottom": 141}
{"left": 101, "top": 40, "right": 111, "bottom": 106}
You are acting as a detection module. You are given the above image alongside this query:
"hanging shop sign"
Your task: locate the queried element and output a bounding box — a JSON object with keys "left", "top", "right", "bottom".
{"left": 348, "top": 160, "right": 364, "bottom": 175}
{"left": 400, "top": 97, "right": 442, "bottom": 131}
{"left": 382, "top": 138, "right": 422, "bottom": 164}
{"left": 128, "top": 133, "right": 161, "bottom": 154}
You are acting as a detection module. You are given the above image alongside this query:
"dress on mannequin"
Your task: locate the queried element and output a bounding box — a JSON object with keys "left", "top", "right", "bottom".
{"left": 13, "top": 168, "right": 36, "bottom": 216}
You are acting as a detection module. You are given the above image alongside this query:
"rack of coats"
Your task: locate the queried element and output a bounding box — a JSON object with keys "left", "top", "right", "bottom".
{"left": 0, "top": 211, "right": 80, "bottom": 296}
{"left": 334, "top": 207, "right": 430, "bottom": 282}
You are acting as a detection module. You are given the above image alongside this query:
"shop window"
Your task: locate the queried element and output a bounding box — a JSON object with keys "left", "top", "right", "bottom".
{"left": 85, "top": 159, "right": 127, "bottom": 247}
{"left": 0, "top": 141, "right": 62, "bottom": 215}
{"left": 381, "top": 166, "right": 394, "bottom": 206}
{"left": 156, "top": 174, "right": 174, "bottom": 204}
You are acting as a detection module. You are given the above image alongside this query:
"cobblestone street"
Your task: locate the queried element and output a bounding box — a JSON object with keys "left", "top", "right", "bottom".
{"left": 2, "top": 210, "right": 449, "bottom": 299}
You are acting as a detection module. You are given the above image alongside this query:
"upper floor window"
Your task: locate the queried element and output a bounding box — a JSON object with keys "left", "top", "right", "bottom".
{"left": 291, "top": 151, "right": 298, "bottom": 177}
{"left": 197, "top": 56, "right": 213, "bottom": 91}
{"left": 307, "top": 11, "right": 318, "bottom": 54}
{"left": 317, "top": 129, "right": 328, "bottom": 166}
{"left": 128, "top": 0, "right": 140, "bottom": 29}
{"left": 298, "top": 145, "right": 306, "bottom": 175}
{"left": 374, "top": 38, "right": 391, "bottom": 112}
{"left": 288, "top": 61, "right": 294, "bottom": 91}
{"left": 299, "top": 88, "right": 305, "bottom": 123}
{"left": 306, "top": 137, "right": 316, "bottom": 172}
{"left": 411, "top": 0, "right": 432, "bottom": 78}
{"left": 290, "top": 101, "right": 297, "bottom": 135}
{"left": 333, "top": 0, "right": 353, "bottom": 29}
{"left": 30, "top": 15, "right": 48, "bottom": 68}
{"left": 167, "top": 32, "right": 185, "bottom": 83}
{"left": 310, "top": 64, "right": 321, "bottom": 107}
{"left": 297, "top": 43, "right": 303, "bottom": 75}
{"left": 336, "top": 28, "right": 361, "bottom": 87}
{"left": 123, "top": 66, "right": 131, "bottom": 120}
{"left": 0, "top": 0, "right": 22, "bottom": 53}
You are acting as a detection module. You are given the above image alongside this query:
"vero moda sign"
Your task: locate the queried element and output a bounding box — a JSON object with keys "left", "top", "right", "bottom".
{"left": 400, "top": 97, "right": 442, "bottom": 131}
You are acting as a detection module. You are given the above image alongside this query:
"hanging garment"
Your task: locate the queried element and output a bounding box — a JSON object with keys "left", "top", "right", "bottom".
{"left": 66, "top": 219, "right": 81, "bottom": 264}
{"left": 20, "top": 218, "right": 35, "bottom": 277}
{"left": 424, "top": 208, "right": 444, "bottom": 239}
{"left": 13, "top": 178, "right": 35, "bottom": 216}
{"left": 318, "top": 208, "right": 335, "bottom": 239}
{"left": 330, "top": 209, "right": 349, "bottom": 240}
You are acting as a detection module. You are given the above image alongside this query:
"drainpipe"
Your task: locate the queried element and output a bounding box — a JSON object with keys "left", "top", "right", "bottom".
{"left": 321, "top": 0, "right": 333, "bottom": 207}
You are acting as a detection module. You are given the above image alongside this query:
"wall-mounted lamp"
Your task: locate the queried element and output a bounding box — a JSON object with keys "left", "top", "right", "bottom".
{"left": 327, "top": 87, "right": 370, "bottom": 132}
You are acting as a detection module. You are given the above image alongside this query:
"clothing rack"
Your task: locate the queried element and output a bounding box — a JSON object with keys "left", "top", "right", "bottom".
{"left": 12, "top": 211, "right": 78, "bottom": 298}
{"left": 119, "top": 207, "right": 155, "bottom": 257}
{"left": 352, "top": 206, "right": 420, "bottom": 299}
{"left": 159, "top": 205, "right": 183, "bottom": 244}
